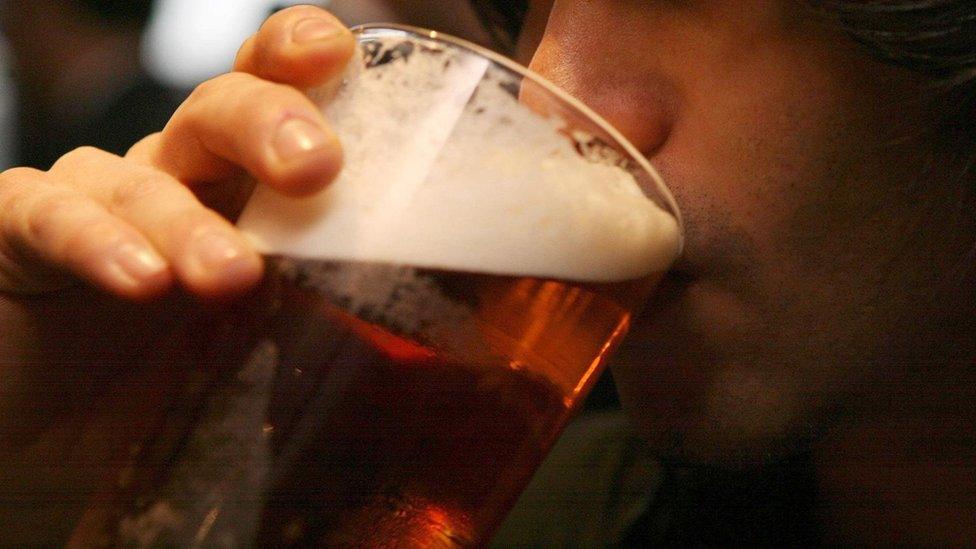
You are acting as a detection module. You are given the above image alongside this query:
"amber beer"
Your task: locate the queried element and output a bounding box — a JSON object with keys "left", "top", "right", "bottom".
{"left": 259, "top": 257, "right": 661, "bottom": 547}
{"left": 68, "top": 256, "right": 656, "bottom": 547}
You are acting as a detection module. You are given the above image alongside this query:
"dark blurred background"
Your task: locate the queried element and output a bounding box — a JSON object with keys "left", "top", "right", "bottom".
{"left": 0, "top": 0, "right": 181, "bottom": 170}
{"left": 0, "top": 0, "right": 303, "bottom": 170}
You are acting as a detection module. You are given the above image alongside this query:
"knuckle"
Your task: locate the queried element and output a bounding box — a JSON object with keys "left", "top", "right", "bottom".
{"left": 0, "top": 168, "right": 43, "bottom": 229}
{"left": 69, "top": 145, "right": 105, "bottom": 158}
{"left": 0, "top": 167, "right": 41, "bottom": 203}
{"left": 186, "top": 78, "right": 219, "bottom": 104}
{"left": 24, "top": 192, "right": 85, "bottom": 243}
{"left": 62, "top": 218, "right": 123, "bottom": 256}
{"left": 188, "top": 72, "right": 249, "bottom": 103}
{"left": 126, "top": 133, "right": 162, "bottom": 160}
{"left": 0, "top": 166, "right": 43, "bottom": 182}
{"left": 234, "top": 35, "right": 257, "bottom": 68}
{"left": 192, "top": 74, "right": 298, "bottom": 129}
{"left": 185, "top": 77, "right": 228, "bottom": 110}
{"left": 181, "top": 73, "right": 259, "bottom": 127}
{"left": 252, "top": 82, "right": 299, "bottom": 111}
{"left": 51, "top": 146, "right": 110, "bottom": 171}
{"left": 109, "top": 172, "right": 170, "bottom": 210}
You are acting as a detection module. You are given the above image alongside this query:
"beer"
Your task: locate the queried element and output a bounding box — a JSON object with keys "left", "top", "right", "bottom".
{"left": 70, "top": 257, "right": 655, "bottom": 547}
{"left": 68, "top": 27, "right": 682, "bottom": 547}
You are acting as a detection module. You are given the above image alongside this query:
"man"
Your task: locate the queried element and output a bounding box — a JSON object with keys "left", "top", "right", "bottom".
{"left": 0, "top": 2, "right": 973, "bottom": 545}
{"left": 501, "top": 1, "right": 976, "bottom": 544}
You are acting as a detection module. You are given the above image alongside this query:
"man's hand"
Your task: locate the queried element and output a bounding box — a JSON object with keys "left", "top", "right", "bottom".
{"left": 0, "top": 5, "right": 353, "bottom": 300}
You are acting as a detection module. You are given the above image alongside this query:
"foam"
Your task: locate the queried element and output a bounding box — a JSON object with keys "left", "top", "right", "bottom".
{"left": 237, "top": 34, "right": 681, "bottom": 282}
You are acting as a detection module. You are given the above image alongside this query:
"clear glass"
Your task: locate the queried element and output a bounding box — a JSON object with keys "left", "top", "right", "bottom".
{"left": 68, "top": 25, "right": 683, "bottom": 547}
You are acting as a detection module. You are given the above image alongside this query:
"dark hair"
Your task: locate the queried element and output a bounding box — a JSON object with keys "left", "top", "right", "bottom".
{"left": 811, "top": 1, "right": 976, "bottom": 143}
{"left": 74, "top": 0, "right": 154, "bottom": 27}
{"left": 472, "top": 1, "right": 974, "bottom": 82}
{"left": 812, "top": 2, "right": 974, "bottom": 79}
{"left": 472, "top": 0, "right": 975, "bottom": 145}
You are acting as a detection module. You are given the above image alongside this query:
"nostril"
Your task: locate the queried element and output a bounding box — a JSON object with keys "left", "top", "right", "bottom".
{"left": 529, "top": 40, "right": 679, "bottom": 157}
{"left": 582, "top": 82, "right": 679, "bottom": 158}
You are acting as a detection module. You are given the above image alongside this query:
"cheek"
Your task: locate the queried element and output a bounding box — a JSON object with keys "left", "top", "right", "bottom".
{"left": 663, "top": 65, "right": 848, "bottom": 273}
{"left": 655, "top": 34, "right": 914, "bottom": 328}
{"left": 619, "top": 38, "right": 920, "bottom": 462}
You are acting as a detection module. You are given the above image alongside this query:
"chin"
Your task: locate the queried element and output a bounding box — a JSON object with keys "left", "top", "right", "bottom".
{"left": 611, "top": 329, "right": 823, "bottom": 471}
{"left": 617, "top": 265, "right": 821, "bottom": 469}
{"left": 615, "top": 375, "right": 824, "bottom": 470}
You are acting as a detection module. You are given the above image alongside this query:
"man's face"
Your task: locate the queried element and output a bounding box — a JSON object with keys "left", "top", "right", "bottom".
{"left": 527, "top": 0, "right": 971, "bottom": 465}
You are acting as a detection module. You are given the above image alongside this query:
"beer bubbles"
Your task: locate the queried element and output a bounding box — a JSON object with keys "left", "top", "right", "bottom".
{"left": 237, "top": 28, "right": 681, "bottom": 283}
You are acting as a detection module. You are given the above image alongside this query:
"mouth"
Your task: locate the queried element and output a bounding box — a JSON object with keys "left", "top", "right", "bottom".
{"left": 658, "top": 266, "right": 696, "bottom": 297}
{"left": 632, "top": 267, "right": 694, "bottom": 326}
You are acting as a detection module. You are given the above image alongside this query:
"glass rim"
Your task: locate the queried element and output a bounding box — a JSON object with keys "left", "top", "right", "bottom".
{"left": 351, "top": 22, "right": 685, "bottom": 254}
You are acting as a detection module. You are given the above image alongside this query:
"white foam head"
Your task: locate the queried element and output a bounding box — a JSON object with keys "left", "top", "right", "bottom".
{"left": 237, "top": 29, "right": 681, "bottom": 282}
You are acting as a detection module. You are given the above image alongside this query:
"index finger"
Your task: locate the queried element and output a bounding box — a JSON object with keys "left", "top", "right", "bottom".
{"left": 234, "top": 5, "right": 355, "bottom": 89}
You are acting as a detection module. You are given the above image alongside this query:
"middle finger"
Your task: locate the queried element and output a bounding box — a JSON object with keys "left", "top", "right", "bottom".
{"left": 53, "top": 147, "right": 263, "bottom": 298}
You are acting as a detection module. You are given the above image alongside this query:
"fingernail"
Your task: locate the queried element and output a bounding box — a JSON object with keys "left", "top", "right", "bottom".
{"left": 292, "top": 17, "right": 342, "bottom": 45}
{"left": 192, "top": 230, "right": 247, "bottom": 271}
{"left": 112, "top": 242, "right": 167, "bottom": 281}
{"left": 273, "top": 118, "right": 330, "bottom": 162}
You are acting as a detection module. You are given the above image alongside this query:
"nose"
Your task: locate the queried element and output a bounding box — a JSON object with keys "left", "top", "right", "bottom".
{"left": 527, "top": 24, "right": 678, "bottom": 156}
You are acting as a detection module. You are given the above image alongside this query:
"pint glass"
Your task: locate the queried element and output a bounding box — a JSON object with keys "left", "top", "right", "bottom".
{"left": 71, "top": 25, "right": 682, "bottom": 547}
